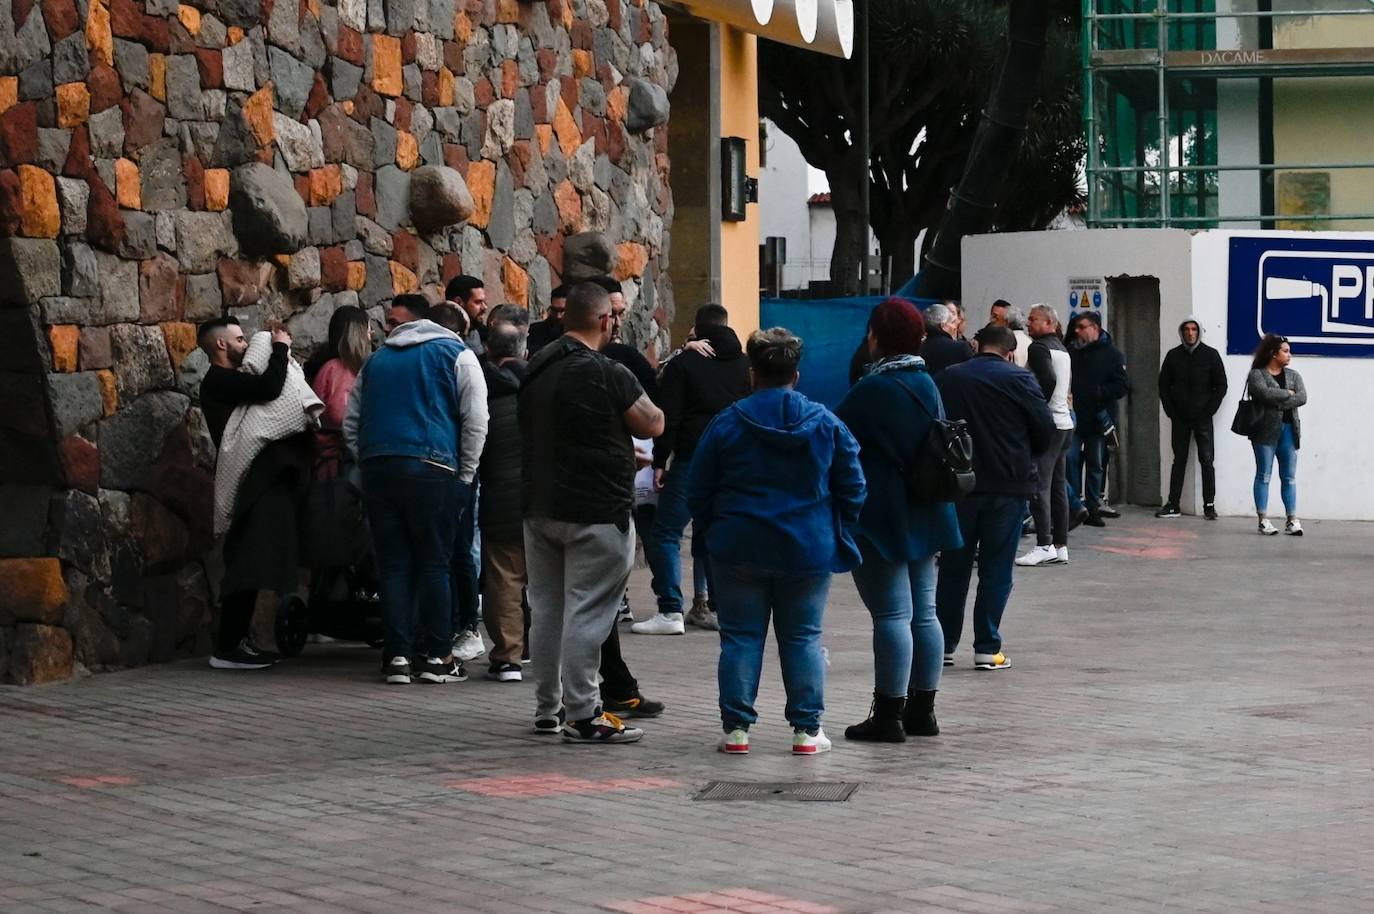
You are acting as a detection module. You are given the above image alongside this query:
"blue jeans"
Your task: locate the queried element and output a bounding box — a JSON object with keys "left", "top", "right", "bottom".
{"left": 713, "top": 562, "right": 830, "bottom": 733}
{"left": 361, "top": 458, "right": 466, "bottom": 660}
{"left": 936, "top": 494, "right": 1024, "bottom": 656}
{"left": 645, "top": 458, "right": 712, "bottom": 614}
{"left": 450, "top": 481, "right": 480, "bottom": 632}
{"left": 1253, "top": 424, "right": 1298, "bottom": 515}
{"left": 850, "top": 541, "right": 942, "bottom": 696}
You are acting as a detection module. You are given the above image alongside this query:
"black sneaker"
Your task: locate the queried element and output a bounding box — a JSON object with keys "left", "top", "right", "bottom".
{"left": 486, "top": 662, "right": 523, "bottom": 682}
{"left": 209, "top": 638, "right": 276, "bottom": 670}
{"left": 1155, "top": 503, "right": 1181, "bottom": 518}
{"left": 1084, "top": 509, "right": 1107, "bottom": 527}
{"left": 533, "top": 709, "right": 565, "bottom": 734}
{"left": 1068, "top": 507, "right": 1088, "bottom": 531}
{"left": 1204, "top": 503, "right": 1218, "bottom": 520}
{"left": 562, "top": 712, "right": 644, "bottom": 744}
{"left": 416, "top": 656, "right": 467, "bottom": 683}
{"left": 383, "top": 656, "right": 412, "bottom": 684}
{"left": 243, "top": 640, "right": 281, "bottom": 664}
{"left": 601, "top": 692, "right": 665, "bottom": 719}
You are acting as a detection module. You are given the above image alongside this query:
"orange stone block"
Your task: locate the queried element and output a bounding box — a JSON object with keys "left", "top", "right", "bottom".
{"left": 0, "top": 77, "right": 17, "bottom": 115}
{"left": 308, "top": 165, "right": 343, "bottom": 206}
{"left": 177, "top": 4, "right": 201, "bottom": 35}
{"left": 271, "top": 253, "right": 291, "bottom": 269}
{"left": 467, "top": 160, "right": 495, "bottom": 229}
{"left": 149, "top": 53, "right": 167, "bottom": 101}
{"left": 535, "top": 124, "right": 553, "bottom": 157}
{"left": 608, "top": 86, "right": 628, "bottom": 124}
{"left": 346, "top": 261, "right": 366, "bottom": 290}
{"left": 502, "top": 257, "right": 529, "bottom": 308}
{"left": 454, "top": 10, "right": 471, "bottom": 43}
{"left": 49, "top": 325, "right": 80, "bottom": 372}
{"left": 17, "top": 165, "right": 60, "bottom": 238}
{"left": 396, "top": 131, "right": 419, "bottom": 171}
{"left": 437, "top": 67, "right": 455, "bottom": 107}
{"left": 389, "top": 260, "right": 418, "bottom": 293}
{"left": 372, "top": 34, "right": 403, "bottom": 98}
{"left": 243, "top": 85, "right": 275, "bottom": 146}
{"left": 161, "top": 321, "right": 197, "bottom": 370}
{"left": 614, "top": 242, "right": 649, "bottom": 281}
{"left": 0, "top": 558, "right": 68, "bottom": 625}
{"left": 56, "top": 82, "right": 90, "bottom": 128}
{"left": 96, "top": 369, "right": 118, "bottom": 415}
{"left": 204, "top": 168, "right": 230, "bottom": 210}
{"left": 86, "top": 0, "right": 114, "bottom": 67}
{"left": 553, "top": 179, "right": 581, "bottom": 233}
{"left": 115, "top": 158, "right": 141, "bottom": 209}
{"left": 553, "top": 98, "right": 581, "bottom": 159}
{"left": 496, "top": 0, "right": 519, "bottom": 23}
{"left": 227, "top": 26, "right": 245, "bottom": 44}
{"left": 572, "top": 50, "right": 593, "bottom": 79}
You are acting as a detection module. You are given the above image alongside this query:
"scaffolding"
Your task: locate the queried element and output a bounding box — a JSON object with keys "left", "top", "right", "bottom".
{"left": 1083, "top": 1, "right": 1374, "bottom": 228}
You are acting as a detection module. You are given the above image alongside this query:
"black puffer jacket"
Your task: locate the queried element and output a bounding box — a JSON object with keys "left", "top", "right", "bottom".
{"left": 1070, "top": 335, "right": 1130, "bottom": 431}
{"left": 478, "top": 358, "right": 525, "bottom": 543}
{"left": 653, "top": 324, "right": 751, "bottom": 468}
{"left": 1158, "top": 318, "right": 1227, "bottom": 425}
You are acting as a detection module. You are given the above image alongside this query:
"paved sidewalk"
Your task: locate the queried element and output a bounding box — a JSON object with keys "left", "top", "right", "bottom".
{"left": 3, "top": 509, "right": 1373, "bottom": 914}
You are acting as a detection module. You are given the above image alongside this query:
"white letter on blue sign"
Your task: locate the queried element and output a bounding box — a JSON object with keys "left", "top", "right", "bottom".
{"left": 1332, "top": 264, "right": 1362, "bottom": 318}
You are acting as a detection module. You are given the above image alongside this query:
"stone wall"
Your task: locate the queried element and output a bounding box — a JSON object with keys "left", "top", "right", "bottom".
{"left": 0, "top": 0, "right": 676, "bottom": 682}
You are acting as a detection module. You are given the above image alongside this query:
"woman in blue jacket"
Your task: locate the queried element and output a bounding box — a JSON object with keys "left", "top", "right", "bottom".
{"left": 836, "top": 298, "right": 962, "bottom": 741}
{"left": 688, "top": 328, "right": 866, "bottom": 756}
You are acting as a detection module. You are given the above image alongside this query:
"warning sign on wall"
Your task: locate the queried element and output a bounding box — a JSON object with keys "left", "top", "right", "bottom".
{"left": 1068, "top": 276, "right": 1106, "bottom": 328}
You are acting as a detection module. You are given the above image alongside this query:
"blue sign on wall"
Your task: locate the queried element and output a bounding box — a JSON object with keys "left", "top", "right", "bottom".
{"left": 1229, "top": 235, "right": 1374, "bottom": 357}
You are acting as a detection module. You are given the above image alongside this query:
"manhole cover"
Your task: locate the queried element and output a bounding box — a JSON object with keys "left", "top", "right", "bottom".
{"left": 694, "top": 781, "right": 859, "bottom": 802}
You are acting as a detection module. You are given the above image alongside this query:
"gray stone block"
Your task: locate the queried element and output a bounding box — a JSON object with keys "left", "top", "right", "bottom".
{"left": 113, "top": 39, "right": 150, "bottom": 91}
{"left": 175, "top": 211, "right": 234, "bottom": 273}
{"left": 626, "top": 78, "right": 670, "bottom": 134}
{"left": 47, "top": 372, "right": 105, "bottom": 438}
{"left": 36, "top": 128, "right": 71, "bottom": 173}
{"left": 140, "top": 138, "right": 188, "bottom": 212}
{"left": 267, "top": 0, "right": 300, "bottom": 51}
{"left": 165, "top": 55, "right": 203, "bottom": 121}
{"left": 51, "top": 31, "right": 89, "bottom": 85}
{"left": 18, "top": 57, "right": 51, "bottom": 102}
{"left": 299, "top": 17, "right": 327, "bottom": 70}
{"left": 385, "top": 0, "right": 415, "bottom": 35}
{"left": 373, "top": 165, "right": 411, "bottom": 231}
{"left": 361, "top": 254, "right": 391, "bottom": 307}
{"left": 228, "top": 163, "right": 309, "bottom": 256}
{"left": 0, "top": 240, "right": 61, "bottom": 307}
{"left": 118, "top": 212, "right": 158, "bottom": 260}
{"left": 57, "top": 177, "right": 89, "bottom": 235}
{"left": 408, "top": 165, "right": 472, "bottom": 234}
{"left": 487, "top": 162, "right": 515, "bottom": 251}
{"left": 356, "top": 216, "right": 392, "bottom": 256}
{"left": 88, "top": 106, "right": 125, "bottom": 158}
{"left": 184, "top": 273, "right": 223, "bottom": 322}
{"left": 223, "top": 38, "right": 256, "bottom": 92}
{"left": 94, "top": 254, "right": 140, "bottom": 324}
{"left": 98, "top": 390, "right": 190, "bottom": 491}
{"left": 329, "top": 58, "right": 362, "bottom": 102}
{"left": 370, "top": 117, "right": 397, "bottom": 167}
{"left": 269, "top": 46, "right": 315, "bottom": 120}
{"left": 331, "top": 191, "right": 356, "bottom": 243}
{"left": 308, "top": 206, "right": 334, "bottom": 245}
{"left": 110, "top": 324, "right": 174, "bottom": 400}
{"left": 61, "top": 242, "right": 99, "bottom": 300}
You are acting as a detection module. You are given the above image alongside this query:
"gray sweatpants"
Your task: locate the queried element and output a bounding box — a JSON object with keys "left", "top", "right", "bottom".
{"left": 524, "top": 517, "right": 635, "bottom": 722}
{"left": 1030, "top": 428, "right": 1071, "bottom": 548}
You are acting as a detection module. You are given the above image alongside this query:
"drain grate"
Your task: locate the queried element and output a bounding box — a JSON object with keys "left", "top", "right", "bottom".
{"left": 694, "top": 781, "right": 859, "bottom": 802}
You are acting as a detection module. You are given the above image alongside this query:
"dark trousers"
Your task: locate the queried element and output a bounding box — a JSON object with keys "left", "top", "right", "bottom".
{"left": 450, "top": 482, "right": 480, "bottom": 632}
{"left": 362, "top": 457, "right": 466, "bottom": 661}
{"left": 1029, "top": 429, "right": 1070, "bottom": 547}
{"left": 599, "top": 622, "right": 639, "bottom": 699}
{"left": 1167, "top": 420, "right": 1216, "bottom": 506}
{"left": 937, "top": 494, "right": 1025, "bottom": 656}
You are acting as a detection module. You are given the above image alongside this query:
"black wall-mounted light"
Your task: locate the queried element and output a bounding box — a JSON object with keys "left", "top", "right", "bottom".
{"left": 721, "top": 137, "right": 758, "bottom": 222}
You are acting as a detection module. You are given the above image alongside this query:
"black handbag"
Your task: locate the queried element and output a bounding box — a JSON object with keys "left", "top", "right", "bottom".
{"left": 1230, "top": 388, "right": 1264, "bottom": 438}
{"left": 889, "top": 376, "right": 976, "bottom": 502}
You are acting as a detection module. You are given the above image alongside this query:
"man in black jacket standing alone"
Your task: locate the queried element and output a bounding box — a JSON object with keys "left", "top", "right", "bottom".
{"left": 1068, "top": 311, "right": 1130, "bottom": 527}
{"left": 1156, "top": 317, "right": 1227, "bottom": 519}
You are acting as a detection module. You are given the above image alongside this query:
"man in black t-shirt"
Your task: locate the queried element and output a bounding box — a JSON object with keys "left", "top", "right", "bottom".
{"left": 519, "top": 282, "right": 664, "bottom": 743}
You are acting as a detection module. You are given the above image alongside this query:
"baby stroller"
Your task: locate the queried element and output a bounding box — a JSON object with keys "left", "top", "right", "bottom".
{"left": 275, "top": 440, "right": 384, "bottom": 657}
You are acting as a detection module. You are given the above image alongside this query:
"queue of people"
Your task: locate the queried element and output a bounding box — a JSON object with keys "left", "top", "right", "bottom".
{"left": 195, "top": 277, "right": 1308, "bottom": 751}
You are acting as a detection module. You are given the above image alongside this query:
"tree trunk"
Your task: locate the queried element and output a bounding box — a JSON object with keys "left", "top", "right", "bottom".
{"left": 826, "top": 166, "right": 865, "bottom": 297}
{"left": 879, "top": 223, "right": 920, "bottom": 292}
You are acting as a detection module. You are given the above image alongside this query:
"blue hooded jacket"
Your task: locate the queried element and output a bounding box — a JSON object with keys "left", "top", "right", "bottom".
{"left": 687, "top": 387, "right": 866, "bottom": 575}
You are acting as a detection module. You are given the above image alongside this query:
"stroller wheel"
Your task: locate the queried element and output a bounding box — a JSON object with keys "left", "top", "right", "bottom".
{"left": 276, "top": 596, "right": 310, "bottom": 658}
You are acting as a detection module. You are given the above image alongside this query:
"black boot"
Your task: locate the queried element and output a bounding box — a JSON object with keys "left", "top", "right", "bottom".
{"left": 844, "top": 693, "right": 906, "bottom": 742}
{"left": 903, "top": 689, "right": 939, "bottom": 736}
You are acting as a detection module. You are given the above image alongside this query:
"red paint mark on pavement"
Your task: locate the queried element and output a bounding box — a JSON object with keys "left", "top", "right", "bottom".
{"left": 56, "top": 775, "right": 140, "bottom": 789}
{"left": 446, "top": 773, "right": 678, "bottom": 797}
{"left": 1089, "top": 526, "right": 1197, "bottom": 560}
{"left": 601, "top": 889, "right": 841, "bottom": 914}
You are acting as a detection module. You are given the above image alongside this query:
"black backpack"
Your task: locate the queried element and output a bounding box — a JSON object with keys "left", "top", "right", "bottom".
{"left": 889, "top": 376, "right": 975, "bottom": 502}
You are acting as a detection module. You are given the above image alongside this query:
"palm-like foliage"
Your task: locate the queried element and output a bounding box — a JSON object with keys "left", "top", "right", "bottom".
{"left": 759, "top": 0, "right": 1085, "bottom": 294}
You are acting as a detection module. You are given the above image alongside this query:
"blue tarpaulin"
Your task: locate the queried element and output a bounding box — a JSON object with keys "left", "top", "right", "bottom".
{"left": 760, "top": 290, "right": 938, "bottom": 408}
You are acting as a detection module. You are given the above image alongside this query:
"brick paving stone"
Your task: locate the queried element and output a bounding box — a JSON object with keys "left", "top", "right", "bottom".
{"left": 2, "top": 510, "right": 1374, "bottom": 913}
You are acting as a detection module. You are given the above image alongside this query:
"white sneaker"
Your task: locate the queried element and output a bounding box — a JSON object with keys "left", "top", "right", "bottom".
{"left": 792, "top": 728, "right": 831, "bottom": 755}
{"left": 630, "top": 612, "right": 685, "bottom": 635}
{"left": 1015, "top": 545, "right": 1057, "bottom": 567}
{"left": 1052, "top": 546, "right": 1068, "bottom": 564}
{"left": 942, "top": 653, "right": 955, "bottom": 668}
{"left": 1285, "top": 518, "right": 1304, "bottom": 536}
{"left": 1258, "top": 519, "right": 1279, "bottom": 536}
{"left": 718, "top": 728, "right": 749, "bottom": 754}
{"left": 452, "top": 627, "right": 486, "bottom": 661}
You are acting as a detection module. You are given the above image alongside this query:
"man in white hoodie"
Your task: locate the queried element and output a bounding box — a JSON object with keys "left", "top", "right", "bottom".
{"left": 343, "top": 294, "right": 488, "bottom": 685}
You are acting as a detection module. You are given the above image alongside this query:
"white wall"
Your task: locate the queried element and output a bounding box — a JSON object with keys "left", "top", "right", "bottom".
{"left": 758, "top": 119, "right": 831, "bottom": 290}
{"left": 965, "top": 227, "right": 1374, "bottom": 520}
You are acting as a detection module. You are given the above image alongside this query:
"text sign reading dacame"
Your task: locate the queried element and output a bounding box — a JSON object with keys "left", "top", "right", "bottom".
{"left": 1228, "top": 235, "right": 1374, "bottom": 357}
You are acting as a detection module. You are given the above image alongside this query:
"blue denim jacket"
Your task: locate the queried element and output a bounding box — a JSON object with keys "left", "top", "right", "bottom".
{"left": 352, "top": 321, "right": 466, "bottom": 469}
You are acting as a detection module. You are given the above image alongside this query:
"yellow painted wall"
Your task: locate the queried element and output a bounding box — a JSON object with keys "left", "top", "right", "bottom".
{"left": 718, "top": 25, "right": 761, "bottom": 335}
{"left": 1273, "top": 14, "right": 1374, "bottom": 229}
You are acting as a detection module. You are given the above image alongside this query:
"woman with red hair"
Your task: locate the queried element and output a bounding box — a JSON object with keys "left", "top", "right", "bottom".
{"left": 836, "top": 298, "right": 962, "bottom": 741}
